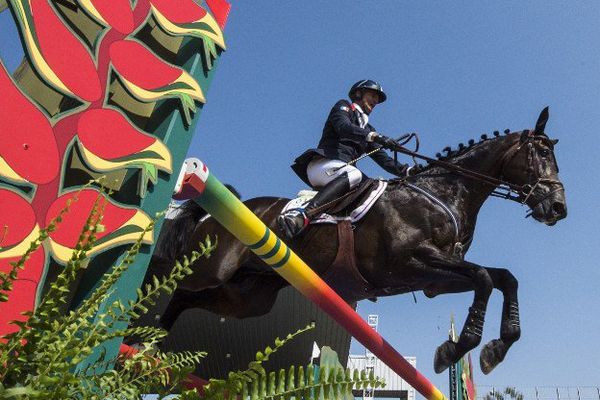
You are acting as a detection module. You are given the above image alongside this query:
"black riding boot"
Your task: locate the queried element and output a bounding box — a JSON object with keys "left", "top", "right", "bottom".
{"left": 278, "top": 173, "right": 352, "bottom": 238}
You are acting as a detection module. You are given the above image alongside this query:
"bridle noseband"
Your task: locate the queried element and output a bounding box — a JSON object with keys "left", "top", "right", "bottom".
{"left": 495, "top": 131, "right": 564, "bottom": 212}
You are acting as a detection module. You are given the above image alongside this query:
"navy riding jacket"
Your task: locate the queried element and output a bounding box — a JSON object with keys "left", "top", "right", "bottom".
{"left": 291, "top": 99, "right": 408, "bottom": 186}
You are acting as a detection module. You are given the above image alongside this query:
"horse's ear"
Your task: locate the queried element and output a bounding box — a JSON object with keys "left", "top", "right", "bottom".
{"left": 551, "top": 139, "right": 559, "bottom": 145}
{"left": 534, "top": 106, "right": 549, "bottom": 135}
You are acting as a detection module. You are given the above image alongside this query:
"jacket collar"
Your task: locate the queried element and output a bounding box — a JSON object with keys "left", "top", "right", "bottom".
{"left": 351, "top": 102, "right": 369, "bottom": 128}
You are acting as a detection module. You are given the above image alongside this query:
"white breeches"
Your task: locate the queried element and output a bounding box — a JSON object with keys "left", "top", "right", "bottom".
{"left": 306, "top": 157, "right": 363, "bottom": 189}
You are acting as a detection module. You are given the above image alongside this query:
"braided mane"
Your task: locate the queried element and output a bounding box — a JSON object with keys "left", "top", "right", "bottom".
{"left": 433, "top": 129, "right": 513, "bottom": 162}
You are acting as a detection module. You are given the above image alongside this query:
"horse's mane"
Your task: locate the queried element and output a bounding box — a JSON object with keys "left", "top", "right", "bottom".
{"left": 433, "top": 129, "right": 514, "bottom": 163}
{"left": 153, "top": 184, "right": 241, "bottom": 261}
{"left": 405, "top": 128, "right": 520, "bottom": 176}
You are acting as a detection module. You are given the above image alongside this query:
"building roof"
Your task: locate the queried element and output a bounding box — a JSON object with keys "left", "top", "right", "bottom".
{"left": 134, "top": 286, "right": 354, "bottom": 379}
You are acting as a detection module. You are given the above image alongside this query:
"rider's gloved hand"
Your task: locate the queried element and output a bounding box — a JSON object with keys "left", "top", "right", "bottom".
{"left": 373, "top": 134, "right": 398, "bottom": 150}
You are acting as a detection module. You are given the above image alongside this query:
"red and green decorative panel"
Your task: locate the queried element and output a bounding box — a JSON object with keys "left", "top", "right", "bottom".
{"left": 0, "top": 0, "right": 231, "bottom": 343}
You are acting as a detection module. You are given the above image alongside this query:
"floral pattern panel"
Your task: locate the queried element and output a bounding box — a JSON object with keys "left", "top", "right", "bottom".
{"left": 0, "top": 0, "right": 231, "bottom": 336}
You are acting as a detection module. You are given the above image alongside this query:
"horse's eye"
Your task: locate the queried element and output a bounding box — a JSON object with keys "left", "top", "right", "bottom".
{"left": 540, "top": 149, "right": 550, "bottom": 157}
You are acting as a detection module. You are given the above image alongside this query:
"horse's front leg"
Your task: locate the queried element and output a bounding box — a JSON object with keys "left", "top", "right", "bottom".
{"left": 415, "top": 246, "right": 493, "bottom": 373}
{"left": 422, "top": 266, "right": 521, "bottom": 374}
{"left": 479, "top": 267, "right": 520, "bottom": 374}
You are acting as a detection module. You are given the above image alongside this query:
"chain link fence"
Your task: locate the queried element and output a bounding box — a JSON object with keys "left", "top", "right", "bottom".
{"left": 477, "top": 386, "right": 600, "bottom": 400}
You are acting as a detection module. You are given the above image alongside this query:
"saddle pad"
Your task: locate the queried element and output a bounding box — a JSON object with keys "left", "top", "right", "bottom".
{"left": 281, "top": 180, "right": 388, "bottom": 225}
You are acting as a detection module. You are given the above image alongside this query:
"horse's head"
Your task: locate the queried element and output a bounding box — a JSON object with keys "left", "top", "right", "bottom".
{"left": 501, "top": 107, "right": 567, "bottom": 225}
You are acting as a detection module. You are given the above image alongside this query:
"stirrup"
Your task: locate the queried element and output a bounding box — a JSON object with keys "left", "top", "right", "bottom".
{"left": 277, "top": 209, "right": 309, "bottom": 238}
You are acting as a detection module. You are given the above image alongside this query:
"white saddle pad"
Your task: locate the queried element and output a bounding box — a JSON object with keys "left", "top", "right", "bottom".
{"left": 281, "top": 180, "right": 388, "bottom": 224}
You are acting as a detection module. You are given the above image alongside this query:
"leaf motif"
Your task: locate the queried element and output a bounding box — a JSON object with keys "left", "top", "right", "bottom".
{"left": 0, "top": 247, "right": 46, "bottom": 337}
{"left": 109, "top": 39, "right": 204, "bottom": 125}
{"left": 45, "top": 189, "right": 153, "bottom": 264}
{"left": 9, "top": 0, "right": 101, "bottom": 101}
{"left": 0, "top": 188, "right": 38, "bottom": 254}
{"left": 138, "top": 163, "right": 158, "bottom": 198}
{"left": 76, "top": 108, "right": 172, "bottom": 194}
{"left": 0, "top": 61, "right": 59, "bottom": 184}
{"left": 152, "top": 0, "right": 225, "bottom": 47}
{"left": 150, "top": 0, "right": 226, "bottom": 69}
{"left": 205, "top": 0, "right": 231, "bottom": 29}
{"left": 76, "top": 0, "right": 135, "bottom": 34}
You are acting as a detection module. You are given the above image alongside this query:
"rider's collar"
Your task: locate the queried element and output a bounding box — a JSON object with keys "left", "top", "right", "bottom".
{"left": 352, "top": 103, "right": 369, "bottom": 128}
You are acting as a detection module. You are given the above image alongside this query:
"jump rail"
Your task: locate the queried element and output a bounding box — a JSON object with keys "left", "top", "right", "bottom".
{"left": 173, "top": 158, "right": 447, "bottom": 400}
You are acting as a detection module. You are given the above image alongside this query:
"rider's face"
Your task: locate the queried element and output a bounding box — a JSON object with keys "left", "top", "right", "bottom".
{"left": 358, "top": 89, "right": 381, "bottom": 115}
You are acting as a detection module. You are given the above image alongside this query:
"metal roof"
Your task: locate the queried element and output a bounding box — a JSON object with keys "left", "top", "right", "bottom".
{"left": 134, "top": 285, "right": 354, "bottom": 380}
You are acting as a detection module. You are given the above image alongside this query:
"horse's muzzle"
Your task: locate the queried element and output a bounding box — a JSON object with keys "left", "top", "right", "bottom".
{"left": 531, "top": 198, "right": 567, "bottom": 226}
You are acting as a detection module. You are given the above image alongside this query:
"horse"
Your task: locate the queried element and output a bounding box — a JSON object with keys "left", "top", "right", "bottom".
{"left": 148, "top": 108, "right": 566, "bottom": 375}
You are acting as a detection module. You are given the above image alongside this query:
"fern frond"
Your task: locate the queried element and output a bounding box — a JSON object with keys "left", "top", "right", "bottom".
{"left": 0, "top": 183, "right": 98, "bottom": 377}
{"left": 33, "top": 182, "right": 108, "bottom": 326}
{"left": 204, "top": 323, "right": 320, "bottom": 400}
{"left": 73, "top": 214, "right": 158, "bottom": 317}
{"left": 0, "top": 178, "right": 85, "bottom": 307}
{"left": 127, "top": 235, "right": 215, "bottom": 320}
{"left": 100, "top": 348, "right": 206, "bottom": 399}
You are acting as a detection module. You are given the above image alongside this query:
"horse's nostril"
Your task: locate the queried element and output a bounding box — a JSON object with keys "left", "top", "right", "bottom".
{"left": 552, "top": 202, "right": 566, "bottom": 216}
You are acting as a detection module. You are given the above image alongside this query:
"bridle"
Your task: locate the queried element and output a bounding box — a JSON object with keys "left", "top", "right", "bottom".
{"left": 492, "top": 130, "right": 564, "bottom": 212}
{"left": 391, "top": 131, "right": 564, "bottom": 211}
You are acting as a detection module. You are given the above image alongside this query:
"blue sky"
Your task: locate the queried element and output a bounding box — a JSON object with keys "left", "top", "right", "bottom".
{"left": 1, "top": 1, "right": 599, "bottom": 396}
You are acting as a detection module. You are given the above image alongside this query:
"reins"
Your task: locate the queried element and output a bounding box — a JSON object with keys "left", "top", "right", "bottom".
{"left": 392, "top": 145, "right": 523, "bottom": 196}
{"left": 390, "top": 134, "right": 563, "bottom": 206}
{"left": 326, "top": 133, "right": 417, "bottom": 176}
{"left": 314, "top": 132, "right": 564, "bottom": 222}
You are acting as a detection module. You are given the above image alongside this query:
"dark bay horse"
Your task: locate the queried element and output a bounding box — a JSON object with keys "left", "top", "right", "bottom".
{"left": 149, "top": 108, "right": 566, "bottom": 375}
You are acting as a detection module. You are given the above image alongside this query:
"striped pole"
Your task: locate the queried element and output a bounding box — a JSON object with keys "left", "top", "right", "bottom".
{"left": 176, "top": 159, "right": 447, "bottom": 400}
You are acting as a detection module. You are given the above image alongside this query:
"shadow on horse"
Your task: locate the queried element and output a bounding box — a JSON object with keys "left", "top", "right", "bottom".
{"left": 147, "top": 108, "right": 566, "bottom": 375}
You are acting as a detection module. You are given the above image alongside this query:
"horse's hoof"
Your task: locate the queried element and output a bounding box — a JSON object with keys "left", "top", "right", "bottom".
{"left": 480, "top": 339, "right": 506, "bottom": 375}
{"left": 433, "top": 340, "right": 458, "bottom": 373}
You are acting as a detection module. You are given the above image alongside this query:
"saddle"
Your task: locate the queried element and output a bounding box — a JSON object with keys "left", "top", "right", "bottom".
{"left": 282, "top": 178, "right": 387, "bottom": 225}
{"left": 283, "top": 179, "right": 388, "bottom": 302}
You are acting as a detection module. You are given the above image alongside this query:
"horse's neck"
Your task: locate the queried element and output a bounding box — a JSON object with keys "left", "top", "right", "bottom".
{"left": 411, "top": 134, "right": 520, "bottom": 236}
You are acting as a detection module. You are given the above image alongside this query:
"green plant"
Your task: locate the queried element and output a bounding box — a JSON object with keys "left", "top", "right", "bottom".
{"left": 484, "top": 387, "right": 524, "bottom": 400}
{"left": 202, "top": 323, "right": 384, "bottom": 400}
{"left": 0, "top": 188, "right": 214, "bottom": 399}
{"left": 0, "top": 187, "right": 382, "bottom": 399}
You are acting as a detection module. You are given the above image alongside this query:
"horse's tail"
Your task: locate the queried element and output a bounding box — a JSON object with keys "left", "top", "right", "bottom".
{"left": 153, "top": 184, "right": 241, "bottom": 262}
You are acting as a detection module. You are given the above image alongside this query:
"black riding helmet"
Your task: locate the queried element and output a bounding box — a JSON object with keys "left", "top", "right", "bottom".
{"left": 348, "top": 79, "right": 387, "bottom": 103}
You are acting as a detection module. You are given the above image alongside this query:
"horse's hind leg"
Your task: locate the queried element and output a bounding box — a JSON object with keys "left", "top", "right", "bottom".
{"left": 159, "top": 272, "right": 288, "bottom": 330}
{"left": 479, "top": 267, "right": 520, "bottom": 375}
{"left": 160, "top": 289, "right": 197, "bottom": 331}
{"left": 415, "top": 247, "right": 493, "bottom": 374}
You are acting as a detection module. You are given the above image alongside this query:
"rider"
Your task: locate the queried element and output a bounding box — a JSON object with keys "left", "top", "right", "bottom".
{"left": 278, "top": 79, "right": 413, "bottom": 238}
